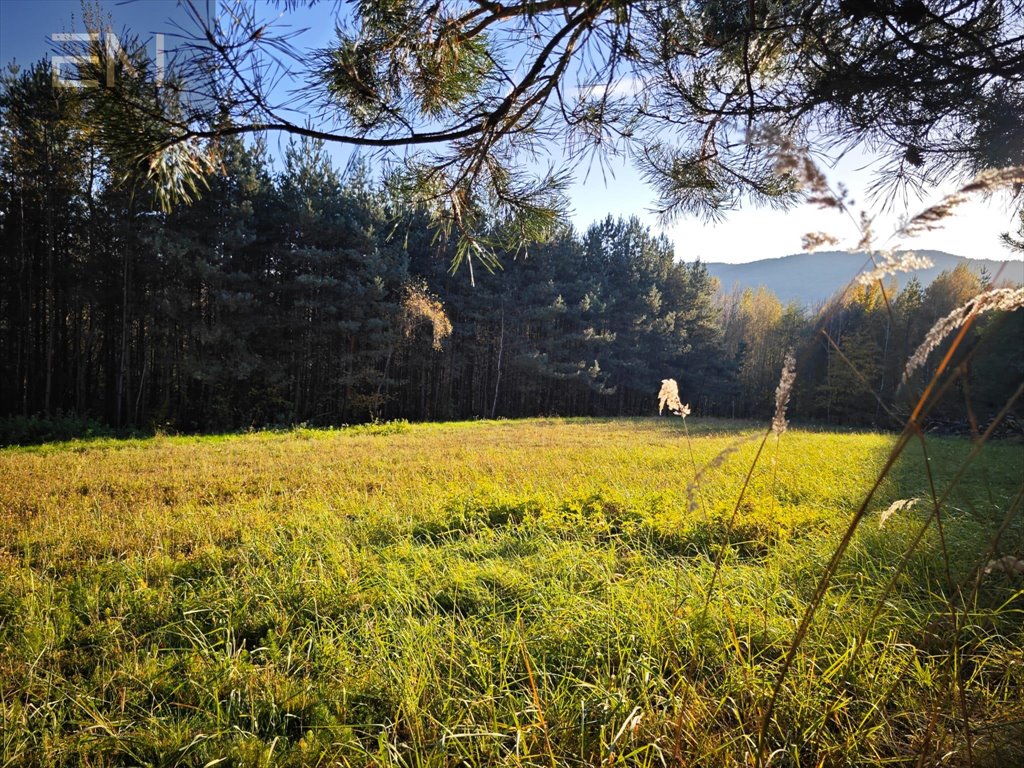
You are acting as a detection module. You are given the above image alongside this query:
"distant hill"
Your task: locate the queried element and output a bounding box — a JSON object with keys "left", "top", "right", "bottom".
{"left": 704, "top": 250, "right": 1024, "bottom": 307}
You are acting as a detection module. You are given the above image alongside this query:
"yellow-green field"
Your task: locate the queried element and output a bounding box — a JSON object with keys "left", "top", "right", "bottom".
{"left": 1, "top": 418, "right": 1022, "bottom": 766}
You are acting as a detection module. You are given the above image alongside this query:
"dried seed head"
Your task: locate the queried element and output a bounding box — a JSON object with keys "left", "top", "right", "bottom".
{"left": 856, "top": 211, "right": 875, "bottom": 251}
{"left": 802, "top": 231, "right": 840, "bottom": 252}
{"left": 772, "top": 349, "right": 797, "bottom": 436}
{"left": 879, "top": 498, "right": 919, "bottom": 529}
{"left": 903, "top": 287, "right": 1024, "bottom": 383}
{"left": 855, "top": 251, "right": 934, "bottom": 286}
{"left": 900, "top": 166, "right": 1024, "bottom": 238}
{"left": 762, "top": 127, "right": 845, "bottom": 209}
{"left": 657, "top": 378, "right": 690, "bottom": 418}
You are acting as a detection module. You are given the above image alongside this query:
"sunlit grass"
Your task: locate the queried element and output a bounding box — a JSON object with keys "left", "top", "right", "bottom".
{"left": 1, "top": 418, "right": 1021, "bottom": 766}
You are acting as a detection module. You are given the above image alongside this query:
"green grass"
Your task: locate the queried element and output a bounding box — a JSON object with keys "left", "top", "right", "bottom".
{"left": 1, "top": 418, "right": 1021, "bottom": 766}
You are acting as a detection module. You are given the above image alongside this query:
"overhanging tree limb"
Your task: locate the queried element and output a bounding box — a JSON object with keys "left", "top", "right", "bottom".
{"left": 65, "top": 0, "right": 1024, "bottom": 269}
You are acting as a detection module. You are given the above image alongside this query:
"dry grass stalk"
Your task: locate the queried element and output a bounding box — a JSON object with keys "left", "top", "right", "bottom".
{"left": 771, "top": 349, "right": 796, "bottom": 436}
{"left": 878, "top": 498, "right": 919, "bottom": 529}
{"left": 855, "top": 211, "right": 875, "bottom": 251}
{"left": 903, "top": 287, "right": 1024, "bottom": 383}
{"left": 658, "top": 378, "right": 691, "bottom": 418}
{"left": 770, "top": 133, "right": 844, "bottom": 210}
{"left": 900, "top": 166, "right": 1024, "bottom": 238}
{"left": 855, "top": 251, "right": 934, "bottom": 287}
{"left": 801, "top": 231, "right": 840, "bottom": 252}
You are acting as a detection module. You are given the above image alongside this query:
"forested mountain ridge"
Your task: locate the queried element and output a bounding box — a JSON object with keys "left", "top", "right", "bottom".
{"left": 706, "top": 250, "right": 1024, "bottom": 307}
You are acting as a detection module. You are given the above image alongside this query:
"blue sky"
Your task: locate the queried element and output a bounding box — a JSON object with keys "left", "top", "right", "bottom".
{"left": 2, "top": 0, "right": 1020, "bottom": 264}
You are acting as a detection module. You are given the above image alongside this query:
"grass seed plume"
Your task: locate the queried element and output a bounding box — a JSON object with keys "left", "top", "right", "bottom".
{"left": 879, "top": 497, "right": 920, "bottom": 529}
{"left": 771, "top": 349, "right": 797, "bottom": 436}
{"left": 903, "top": 287, "right": 1024, "bottom": 383}
{"left": 657, "top": 378, "right": 691, "bottom": 417}
{"left": 856, "top": 251, "right": 934, "bottom": 287}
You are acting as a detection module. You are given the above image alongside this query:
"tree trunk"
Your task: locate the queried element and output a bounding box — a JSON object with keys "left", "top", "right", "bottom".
{"left": 491, "top": 301, "right": 504, "bottom": 419}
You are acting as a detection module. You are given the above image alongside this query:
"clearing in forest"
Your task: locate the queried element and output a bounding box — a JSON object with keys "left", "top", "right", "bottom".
{"left": 1, "top": 418, "right": 1021, "bottom": 765}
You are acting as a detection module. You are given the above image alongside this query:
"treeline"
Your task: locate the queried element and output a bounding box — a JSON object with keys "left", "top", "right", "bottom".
{"left": 0, "top": 62, "right": 732, "bottom": 433}
{"left": 1, "top": 62, "right": 1020, "bottom": 437}
{"left": 719, "top": 268, "right": 1023, "bottom": 427}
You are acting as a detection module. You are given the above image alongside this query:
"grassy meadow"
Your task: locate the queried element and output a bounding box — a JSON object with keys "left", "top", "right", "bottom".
{"left": 1, "top": 418, "right": 1022, "bottom": 766}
